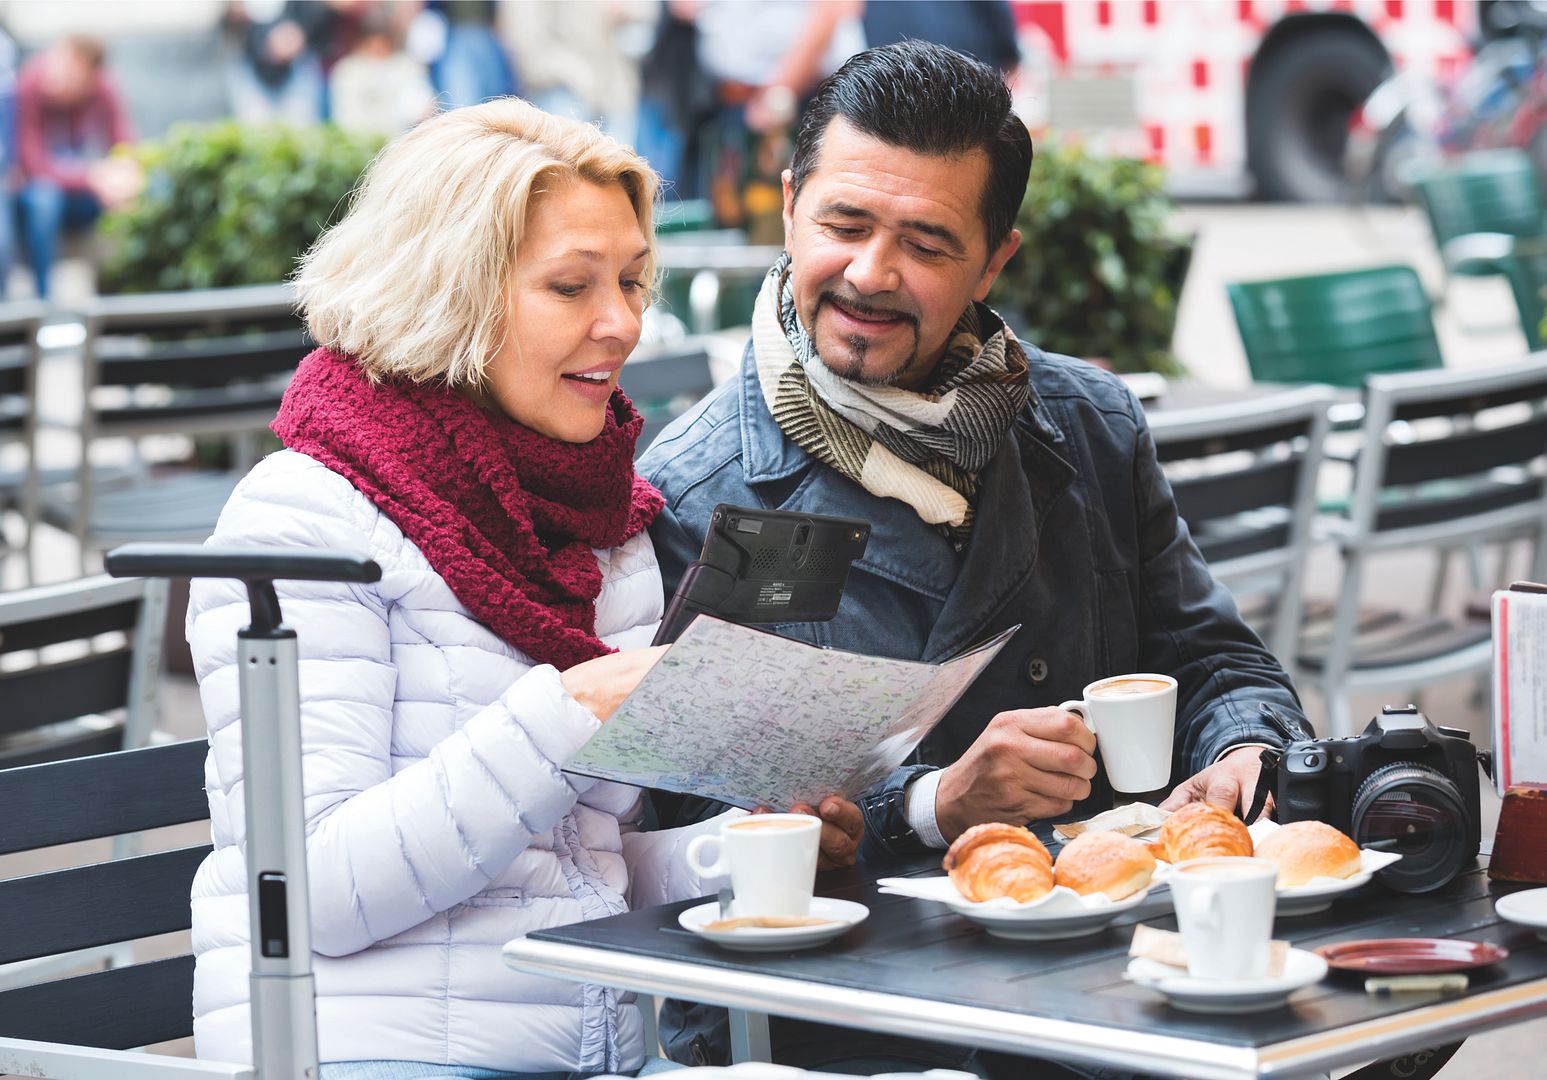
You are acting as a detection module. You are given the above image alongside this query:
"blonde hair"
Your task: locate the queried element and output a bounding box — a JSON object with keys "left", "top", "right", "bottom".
{"left": 295, "top": 99, "right": 658, "bottom": 389}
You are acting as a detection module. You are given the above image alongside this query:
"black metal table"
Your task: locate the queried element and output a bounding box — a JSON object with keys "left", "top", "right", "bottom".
{"left": 503, "top": 857, "right": 1547, "bottom": 1079}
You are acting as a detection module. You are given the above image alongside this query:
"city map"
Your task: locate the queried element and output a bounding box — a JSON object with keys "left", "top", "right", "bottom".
{"left": 567, "top": 616, "right": 1017, "bottom": 809}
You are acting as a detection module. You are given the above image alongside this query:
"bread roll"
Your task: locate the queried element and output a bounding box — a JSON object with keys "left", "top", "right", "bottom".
{"left": 1054, "top": 831, "right": 1157, "bottom": 900}
{"left": 1157, "top": 802, "right": 1252, "bottom": 863}
{"left": 943, "top": 823, "right": 1053, "bottom": 903}
{"left": 1255, "top": 820, "right": 1362, "bottom": 886}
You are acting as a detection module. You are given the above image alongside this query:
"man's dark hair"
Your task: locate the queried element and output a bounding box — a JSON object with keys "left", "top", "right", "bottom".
{"left": 789, "top": 40, "right": 1033, "bottom": 251}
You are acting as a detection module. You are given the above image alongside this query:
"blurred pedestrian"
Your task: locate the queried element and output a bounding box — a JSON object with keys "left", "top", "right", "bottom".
{"left": 222, "top": 1, "right": 334, "bottom": 124}
{"left": 15, "top": 35, "right": 139, "bottom": 299}
{"left": 693, "top": 0, "right": 863, "bottom": 239}
{"left": 498, "top": 0, "right": 652, "bottom": 134}
{"left": 416, "top": 0, "right": 517, "bottom": 109}
{"left": 0, "top": 28, "right": 20, "bottom": 299}
{"left": 329, "top": 5, "right": 435, "bottom": 136}
{"left": 861, "top": 0, "right": 1020, "bottom": 74}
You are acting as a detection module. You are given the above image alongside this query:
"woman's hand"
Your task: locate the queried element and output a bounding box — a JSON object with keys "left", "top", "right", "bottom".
{"left": 560, "top": 645, "right": 669, "bottom": 723}
{"left": 790, "top": 797, "right": 865, "bottom": 870}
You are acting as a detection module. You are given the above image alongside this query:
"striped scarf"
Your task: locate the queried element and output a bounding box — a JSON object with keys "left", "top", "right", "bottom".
{"left": 752, "top": 252, "right": 1030, "bottom": 548}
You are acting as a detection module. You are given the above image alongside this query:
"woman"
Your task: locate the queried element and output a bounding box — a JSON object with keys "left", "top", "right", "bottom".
{"left": 186, "top": 99, "right": 861, "bottom": 1078}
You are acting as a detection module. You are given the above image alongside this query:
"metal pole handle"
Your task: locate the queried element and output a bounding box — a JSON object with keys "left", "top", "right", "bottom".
{"left": 106, "top": 543, "right": 382, "bottom": 1079}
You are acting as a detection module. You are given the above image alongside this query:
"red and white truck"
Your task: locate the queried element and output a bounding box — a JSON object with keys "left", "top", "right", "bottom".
{"left": 1010, "top": 0, "right": 1476, "bottom": 200}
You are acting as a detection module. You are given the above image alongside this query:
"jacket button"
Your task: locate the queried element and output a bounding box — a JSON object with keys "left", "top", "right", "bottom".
{"left": 1025, "top": 656, "right": 1049, "bottom": 684}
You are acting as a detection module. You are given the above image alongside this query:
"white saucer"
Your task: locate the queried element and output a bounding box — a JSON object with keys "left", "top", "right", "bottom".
{"left": 678, "top": 897, "right": 868, "bottom": 952}
{"left": 1496, "top": 888, "right": 1547, "bottom": 942}
{"left": 1125, "top": 948, "right": 1328, "bottom": 1014}
{"left": 877, "top": 876, "right": 1151, "bottom": 941}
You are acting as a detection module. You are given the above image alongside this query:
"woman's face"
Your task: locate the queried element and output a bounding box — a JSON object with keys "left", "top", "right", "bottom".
{"left": 492, "top": 178, "right": 650, "bottom": 442}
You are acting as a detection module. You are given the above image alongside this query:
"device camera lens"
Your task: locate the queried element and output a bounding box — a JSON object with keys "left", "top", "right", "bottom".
{"left": 1352, "top": 762, "right": 1470, "bottom": 893}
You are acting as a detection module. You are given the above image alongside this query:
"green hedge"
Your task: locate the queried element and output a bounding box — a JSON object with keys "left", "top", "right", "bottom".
{"left": 988, "top": 143, "right": 1192, "bottom": 375}
{"left": 100, "top": 121, "right": 384, "bottom": 295}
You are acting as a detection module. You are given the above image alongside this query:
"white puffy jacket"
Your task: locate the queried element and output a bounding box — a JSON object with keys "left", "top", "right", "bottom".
{"left": 187, "top": 450, "right": 722, "bottom": 1072}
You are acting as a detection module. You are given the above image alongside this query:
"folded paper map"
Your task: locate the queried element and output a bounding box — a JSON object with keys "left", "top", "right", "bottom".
{"left": 566, "top": 615, "right": 1017, "bottom": 810}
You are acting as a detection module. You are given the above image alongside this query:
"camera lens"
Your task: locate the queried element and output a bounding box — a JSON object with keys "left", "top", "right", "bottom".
{"left": 1351, "top": 762, "right": 1471, "bottom": 894}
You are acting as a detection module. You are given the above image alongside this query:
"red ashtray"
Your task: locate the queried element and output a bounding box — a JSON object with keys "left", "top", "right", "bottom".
{"left": 1314, "top": 938, "right": 1509, "bottom": 975}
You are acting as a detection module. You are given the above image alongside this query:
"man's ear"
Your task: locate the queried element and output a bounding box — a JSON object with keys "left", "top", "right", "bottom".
{"left": 782, "top": 169, "right": 796, "bottom": 250}
{"left": 973, "top": 228, "right": 1022, "bottom": 302}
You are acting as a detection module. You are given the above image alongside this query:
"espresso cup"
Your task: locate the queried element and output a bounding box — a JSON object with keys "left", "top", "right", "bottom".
{"left": 1058, "top": 673, "right": 1177, "bottom": 792}
{"left": 1169, "top": 857, "right": 1279, "bottom": 980}
{"left": 685, "top": 813, "right": 821, "bottom": 918}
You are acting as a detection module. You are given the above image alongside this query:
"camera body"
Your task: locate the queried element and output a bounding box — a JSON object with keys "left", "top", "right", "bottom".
{"left": 1275, "top": 706, "right": 1482, "bottom": 893}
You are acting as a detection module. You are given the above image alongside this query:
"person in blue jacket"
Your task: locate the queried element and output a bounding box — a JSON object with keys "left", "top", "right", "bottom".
{"left": 638, "top": 39, "right": 1312, "bottom": 1077}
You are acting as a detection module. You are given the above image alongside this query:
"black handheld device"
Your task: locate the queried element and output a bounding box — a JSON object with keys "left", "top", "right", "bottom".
{"left": 652, "top": 504, "right": 870, "bottom": 645}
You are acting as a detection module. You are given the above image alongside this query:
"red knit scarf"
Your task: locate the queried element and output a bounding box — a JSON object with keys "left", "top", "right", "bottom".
{"left": 272, "top": 348, "right": 664, "bottom": 671}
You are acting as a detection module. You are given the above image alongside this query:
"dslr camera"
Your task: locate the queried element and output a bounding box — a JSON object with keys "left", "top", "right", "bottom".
{"left": 1275, "top": 706, "right": 1483, "bottom": 893}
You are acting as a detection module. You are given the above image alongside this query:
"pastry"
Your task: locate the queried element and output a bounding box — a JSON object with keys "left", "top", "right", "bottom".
{"left": 1254, "top": 820, "right": 1362, "bottom": 886}
{"left": 1156, "top": 802, "right": 1252, "bottom": 863}
{"left": 1054, "top": 831, "right": 1156, "bottom": 900}
{"left": 942, "top": 822, "right": 1053, "bottom": 903}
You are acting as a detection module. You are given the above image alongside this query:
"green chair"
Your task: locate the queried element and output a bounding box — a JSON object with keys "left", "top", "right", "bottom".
{"left": 1227, "top": 265, "right": 1445, "bottom": 388}
{"left": 1407, "top": 149, "right": 1547, "bottom": 276}
{"left": 1503, "top": 233, "right": 1547, "bottom": 350}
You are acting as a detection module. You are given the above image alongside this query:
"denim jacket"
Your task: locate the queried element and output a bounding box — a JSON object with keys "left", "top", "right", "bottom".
{"left": 638, "top": 340, "right": 1311, "bottom": 857}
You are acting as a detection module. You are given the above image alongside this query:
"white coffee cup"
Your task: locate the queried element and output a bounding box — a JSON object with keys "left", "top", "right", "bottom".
{"left": 1169, "top": 856, "right": 1279, "bottom": 980}
{"left": 1059, "top": 673, "right": 1177, "bottom": 792}
{"left": 685, "top": 813, "right": 821, "bottom": 918}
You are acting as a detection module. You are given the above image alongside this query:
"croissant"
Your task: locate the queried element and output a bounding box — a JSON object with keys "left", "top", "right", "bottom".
{"left": 1054, "top": 831, "right": 1156, "bottom": 900}
{"left": 1157, "top": 802, "right": 1252, "bottom": 863}
{"left": 943, "top": 823, "right": 1053, "bottom": 903}
{"left": 1255, "top": 821, "right": 1362, "bottom": 887}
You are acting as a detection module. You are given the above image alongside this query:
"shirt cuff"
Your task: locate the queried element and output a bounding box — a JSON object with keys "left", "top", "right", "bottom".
{"left": 1215, "top": 742, "right": 1275, "bottom": 764}
{"left": 902, "top": 768, "right": 948, "bottom": 849}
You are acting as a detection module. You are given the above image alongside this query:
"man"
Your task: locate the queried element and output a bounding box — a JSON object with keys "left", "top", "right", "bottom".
{"left": 639, "top": 41, "right": 1310, "bottom": 1074}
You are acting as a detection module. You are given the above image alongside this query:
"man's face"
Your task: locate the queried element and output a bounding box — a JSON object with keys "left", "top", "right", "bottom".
{"left": 782, "top": 118, "right": 1021, "bottom": 390}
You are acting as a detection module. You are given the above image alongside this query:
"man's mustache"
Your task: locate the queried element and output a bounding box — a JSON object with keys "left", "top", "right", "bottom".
{"left": 818, "top": 291, "right": 919, "bottom": 326}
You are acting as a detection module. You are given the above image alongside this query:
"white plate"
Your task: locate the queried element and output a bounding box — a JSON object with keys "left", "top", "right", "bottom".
{"left": 678, "top": 897, "right": 868, "bottom": 952}
{"left": 1125, "top": 948, "right": 1329, "bottom": 1014}
{"left": 1496, "top": 888, "right": 1547, "bottom": 942}
{"left": 878, "top": 876, "right": 1152, "bottom": 940}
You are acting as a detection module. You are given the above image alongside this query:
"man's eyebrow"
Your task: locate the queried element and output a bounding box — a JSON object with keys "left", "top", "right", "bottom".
{"left": 817, "top": 200, "right": 966, "bottom": 256}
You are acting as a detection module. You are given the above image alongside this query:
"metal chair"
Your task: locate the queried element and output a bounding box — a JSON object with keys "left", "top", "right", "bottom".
{"left": 0, "top": 303, "right": 49, "bottom": 579}
{"left": 622, "top": 343, "right": 718, "bottom": 457}
{"left": 1149, "top": 386, "right": 1334, "bottom": 673}
{"left": 0, "top": 574, "right": 168, "bottom": 769}
{"left": 38, "top": 284, "right": 305, "bottom": 569}
{"left": 1227, "top": 265, "right": 1445, "bottom": 389}
{"left": 1502, "top": 233, "right": 1547, "bottom": 350}
{"left": 0, "top": 740, "right": 238, "bottom": 1077}
{"left": 1299, "top": 356, "right": 1547, "bottom": 737}
{"left": 1406, "top": 149, "right": 1547, "bottom": 278}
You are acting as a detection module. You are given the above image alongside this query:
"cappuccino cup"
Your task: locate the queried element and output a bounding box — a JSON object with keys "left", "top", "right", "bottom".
{"left": 685, "top": 813, "right": 820, "bottom": 918}
{"left": 1059, "top": 673, "right": 1176, "bottom": 792}
{"left": 1169, "top": 857, "right": 1279, "bottom": 980}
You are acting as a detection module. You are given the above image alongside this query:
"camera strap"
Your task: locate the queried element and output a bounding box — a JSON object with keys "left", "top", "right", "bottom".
{"left": 1244, "top": 747, "right": 1281, "bottom": 826}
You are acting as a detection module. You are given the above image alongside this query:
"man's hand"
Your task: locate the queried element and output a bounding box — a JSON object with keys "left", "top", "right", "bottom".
{"left": 791, "top": 797, "right": 863, "bottom": 870}
{"left": 1159, "top": 746, "right": 1265, "bottom": 817}
{"left": 934, "top": 708, "right": 1098, "bottom": 843}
